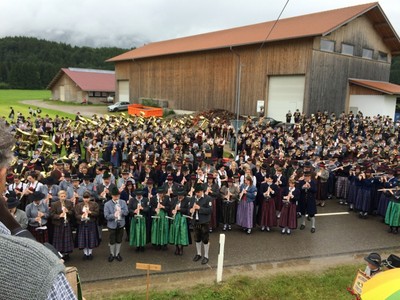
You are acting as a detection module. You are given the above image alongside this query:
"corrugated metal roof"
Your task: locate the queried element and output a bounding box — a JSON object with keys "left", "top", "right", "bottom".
{"left": 47, "top": 68, "right": 115, "bottom": 92}
{"left": 108, "top": 2, "right": 400, "bottom": 62}
{"left": 349, "top": 79, "right": 400, "bottom": 95}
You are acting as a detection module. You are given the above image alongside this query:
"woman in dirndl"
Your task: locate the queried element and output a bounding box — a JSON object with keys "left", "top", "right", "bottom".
{"left": 25, "top": 191, "right": 49, "bottom": 243}
{"left": 279, "top": 179, "right": 300, "bottom": 235}
{"left": 169, "top": 188, "right": 191, "bottom": 255}
{"left": 385, "top": 187, "right": 400, "bottom": 234}
{"left": 50, "top": 190, "right": 74, "bottom": 260}
{"left": 150, "top": 187, "right": 170, "bottom": 250}
{"left": 236, "top": 176, "right": 257, "bottom": 234}
{"left": 129, "top": 189, "right": 149, "bottom": 252}
{"left": 75, "top": 191, "right": 99, "bottom": 260}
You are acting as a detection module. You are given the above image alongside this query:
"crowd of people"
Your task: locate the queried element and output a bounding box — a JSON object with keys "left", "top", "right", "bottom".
{"left": 2, "top": 107, "right": 400, "bottom": 264}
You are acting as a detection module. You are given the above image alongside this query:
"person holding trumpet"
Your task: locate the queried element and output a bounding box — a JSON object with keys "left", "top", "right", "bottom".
{"left": 169, "top": 188, "right": 191, "bottom": 255}
{"left": 50, "top": 190, "right": 74, "bottom": 261}
{"left": 191, "top": 184, "right": 212, "bottom": 265}
{"left": 129, "top": 189, "right": 149, "bottom": 252}
{"left": 75, "top": 191, "right": 99, "bottom": 260}
{"left": 150, "top": 187, "right": 170, "bottom": 250}
{"left": 104, "top": 187, "right": 128, "bottom": 262}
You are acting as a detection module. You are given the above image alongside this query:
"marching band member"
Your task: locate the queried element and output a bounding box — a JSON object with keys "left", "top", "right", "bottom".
{"left": 298, "top": 172, "right": 317, "bottom": 233}
{"left": 315, "top": 162, "right": 329, "bottom": 207}
{"left": 5, "top": 193, "right": 28, "bottom": 229}
{"left": 50, "top": 190, "right": 74, "bottom": 260}
{"left": 220, "top": 177, "right": 239, "bottom": 231}
{"left": 129, "top": 189, "right": 149, "bottom": 252}
{"left": 355, "top": 169, "right": 375, "bottom": 219}
{"left": 377, "top": 169, "right": 398, "bottom": 218}
{"left": 150, "top": 187, "right": 170, "bottom": 250}
{"left": 237, "top": 176, "right": 257, "bottom": 234}
{"left": 259, "top": 174, "right": 278, "bottom": 232}
{"left": 25, "top": 191, "right": 49, "bottom": 243}
{"left": 190, "top": 184, "right": 212, "bottom": 265}
{"left": 279, "top": 179, "right": 300, "bottom": 234}
{"left": 203, "top": 173, "right": 220, "bottom": 232}
{"left": 7, "top": 174, "right": 28, "bottom": 210}
{"left": 104, "top": 187, "right": 128, "bottom": 262}
{"left": 75, "top": 191, "right": 100, "bottom": 260}
{"left": 169, "top": 188, "right": 191, "bottom": 255}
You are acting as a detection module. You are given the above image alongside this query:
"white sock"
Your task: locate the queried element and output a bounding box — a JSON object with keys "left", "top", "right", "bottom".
{"left": 83, "top": 248, "right": 89, "bottom": 255}
{"left": 204, "top": 243, "right": 210, "bottom": 258}
{"left": 311, "top": 217, "right": 316, "bottom": 228}
{"left": 88, "top": 248, "right": 93, "bottom": 255}
{"left": 287, "top": 228, "right": 291, "bottom": 234}
{"left": 196, "top": 242, "right": 202, "bottom": 256}
{"left": 301, "top": 216, "right": 306, "bottom": 226}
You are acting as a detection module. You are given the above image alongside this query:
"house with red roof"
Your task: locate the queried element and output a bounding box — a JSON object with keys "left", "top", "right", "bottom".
{"left": 108, "top": 2, "right": 400, "bottom": 120}
{"left": 47, "top": 68, "right": 115, "bottom": 104}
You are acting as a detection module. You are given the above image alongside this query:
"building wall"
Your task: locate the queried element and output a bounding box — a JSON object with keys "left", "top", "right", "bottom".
{"left": 308, "top": 15, "right": 392, "bottom": 115}
{"left": 349, "top": 94, "right": 396, "bottom": 117}
{"left": 50, "top": 74, "right": 80, "bottom": 102}
{"left": 116, "top": 38, "right": 313, "bottom": 115}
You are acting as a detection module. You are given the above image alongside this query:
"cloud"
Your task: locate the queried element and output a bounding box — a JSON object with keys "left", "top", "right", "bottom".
{"left": 0, "top": 0, "right": 398, "bottom": 49}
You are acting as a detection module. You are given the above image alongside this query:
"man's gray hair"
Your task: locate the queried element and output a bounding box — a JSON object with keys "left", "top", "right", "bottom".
{"left": 0, "top": 121, "right": 15, "bottom": 168}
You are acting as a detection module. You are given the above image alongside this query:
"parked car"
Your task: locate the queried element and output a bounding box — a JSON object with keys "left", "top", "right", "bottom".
{"left": 107, "top": 101, "right": 130, "bottom": 112}
{"left": 251, "top": 116, "right": 282, "bottom": 128}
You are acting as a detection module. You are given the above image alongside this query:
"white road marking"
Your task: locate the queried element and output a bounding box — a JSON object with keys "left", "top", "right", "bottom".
{"left": 315, "top": 212, "right": 350, "bottom": 217}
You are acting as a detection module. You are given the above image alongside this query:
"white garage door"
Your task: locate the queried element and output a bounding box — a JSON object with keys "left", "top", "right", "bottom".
{"left": 118, "top": 80, "right": 129, "bottom": 102}
{"left": 267, "top": 75, "right": 305, "bottom": 122}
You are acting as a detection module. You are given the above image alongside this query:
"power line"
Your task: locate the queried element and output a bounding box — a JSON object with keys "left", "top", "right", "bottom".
{"left": 258, "top": 0, "right": 290, "bottom": 51}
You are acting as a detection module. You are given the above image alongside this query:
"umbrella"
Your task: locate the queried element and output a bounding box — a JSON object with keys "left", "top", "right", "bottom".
{"left": 361, "top": 268, "right": 400, "bottom": 300}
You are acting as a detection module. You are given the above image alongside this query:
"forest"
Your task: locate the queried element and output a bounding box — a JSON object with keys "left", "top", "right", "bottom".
{"left": 0, "top": 36, "right": 399, "bottom": 90}
{"left": 0, "top": 36, "right": 129, "bottom": 89}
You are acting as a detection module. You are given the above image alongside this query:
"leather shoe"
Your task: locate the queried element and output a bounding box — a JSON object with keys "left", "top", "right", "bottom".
{"left": 201, "top": 257, "right": 209, "bottom": 265}
{"left": 311, "top": 228, "right": 316, "bottom": 233}
{"left": 300, "top": 224, "right": 305, "bottom": 230}
{"left": 193, "top": 254, "right": 202, "bottom": 262}
{"left": 115, "top": 254, "right": 123, "bottom": 262}
{"left": 108, "top": 255, "right": 114, "bottom": 262}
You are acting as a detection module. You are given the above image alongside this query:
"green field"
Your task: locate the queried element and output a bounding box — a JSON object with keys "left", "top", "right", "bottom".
{"left": 0, "top": 89, "right": 76, "bottom": 120}
{"left": 87, "top": 264, "right": 361, "bottom": 300}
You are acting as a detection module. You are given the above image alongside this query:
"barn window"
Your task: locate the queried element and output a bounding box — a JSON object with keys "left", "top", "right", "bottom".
{"left": 341, "top": 43, "right": 354, "bottom": 56}
{"left": 320, "top": 39, "right": 335, "bottom": 52}
{"left": 362, "top": 48, "right": 373, "bottom": 59}
{"left": 378, "top": 51, "right": 388, "bottom": 62}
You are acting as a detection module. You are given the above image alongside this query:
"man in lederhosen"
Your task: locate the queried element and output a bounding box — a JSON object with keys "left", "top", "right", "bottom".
{"left": 190, "top": 184, "right": 212, "bottom": 265}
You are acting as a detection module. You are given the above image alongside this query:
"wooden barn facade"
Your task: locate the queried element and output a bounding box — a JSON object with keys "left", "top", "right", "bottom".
{"left": 108, "top": 2, "right": 400, "bottom": 120}
{"left": 47, "top": 68, "right": 115, "bottom": 104}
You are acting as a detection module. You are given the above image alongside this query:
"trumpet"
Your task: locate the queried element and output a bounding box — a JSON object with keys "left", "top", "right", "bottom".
{"left": 61, "top": 202, "right": 68, "bottom": 225}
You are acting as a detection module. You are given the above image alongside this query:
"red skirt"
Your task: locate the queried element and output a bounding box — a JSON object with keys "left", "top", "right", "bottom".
{"left": 260, "top": 199, "right": 277, "bottom": 227}
{"left": 279, "top": 203, "right": 297, "bottom": 229}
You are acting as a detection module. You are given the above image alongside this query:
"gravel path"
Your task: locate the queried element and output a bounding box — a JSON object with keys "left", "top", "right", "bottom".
{"left": 20, "top": 100, "right": 108, "bottom": 118}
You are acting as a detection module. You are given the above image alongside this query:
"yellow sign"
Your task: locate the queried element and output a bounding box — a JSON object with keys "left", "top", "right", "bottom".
{"left": 136, "top": 263, "right": 162, "bottom": 271}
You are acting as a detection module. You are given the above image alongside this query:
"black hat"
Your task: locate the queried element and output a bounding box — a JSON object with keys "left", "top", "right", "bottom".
{"left": 83, "top": 174, "right": 91, "bottom": 181}
{"left": 121, "top": 169, "right": 130, "bottom": 174}
{"left": 134, "top": 189, "right": 144, "bottom": 196}
{"left": 175, "top": 189, "right": 186, "bottom": 196}
{"left": 383, "top": 254, "right": 400, "bottom": 269}
{"left": 71, "top": 175, "right": 80, "bottom": 181}
{"left": 364, "top": 252, "right": 381, "bottom": 268}
{"left": 110, "top": 186, "right": 120, "bottom": 196}
{"left": 29, "top": 191, "right": 45, "bottom": 202}
{"left": 46, "top": 177, "right": 55, "bottom": 185}
{"left": 6, "top": 197, "right": 20, "bottom": 209}
{"left": 194, "top": 184, "right": 204, "bottom": 193}
{"left": 82, "top": 191, "right": 92, "bottom": 198}
{"left": 156, "top": 187, "right": 166, "bottom": 194}
{"left": 64, "top": 172, "right": 71, "bottom": 178}
{"left": 103, "top": 172, "right": 111, "bottom": 179}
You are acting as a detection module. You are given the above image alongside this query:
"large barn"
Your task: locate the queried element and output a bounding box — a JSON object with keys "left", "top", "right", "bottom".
{"left": 108, "top": 2, "right": 400, "bottom": 120}
{"left": 47, "top": 68, "right": 115, "bottom": 104}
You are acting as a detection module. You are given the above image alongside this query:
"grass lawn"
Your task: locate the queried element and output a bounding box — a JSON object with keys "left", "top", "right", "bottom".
{"left": 0, "top": 89, "right": 76, "bottom": 120}
{"left": 96, "top": 264, "right": 361, "bottom": 300}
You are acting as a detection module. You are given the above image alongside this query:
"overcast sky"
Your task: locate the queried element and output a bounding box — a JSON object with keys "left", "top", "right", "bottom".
{"left": 0, "top": 0, "right": 399, "bottom": 49}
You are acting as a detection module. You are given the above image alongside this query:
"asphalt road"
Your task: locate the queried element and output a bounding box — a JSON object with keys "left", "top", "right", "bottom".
{"left": 64, "top": 201, "right": 400, "bottom": 283}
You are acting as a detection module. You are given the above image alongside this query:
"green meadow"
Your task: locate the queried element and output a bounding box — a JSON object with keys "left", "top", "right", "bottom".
{"left": 0, "top": 89, "right": 76, "bottom": 119}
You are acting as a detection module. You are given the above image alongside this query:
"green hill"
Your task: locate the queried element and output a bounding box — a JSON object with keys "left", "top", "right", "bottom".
{"left": 0, "top": 36, "right": 129, "bottom": 89}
